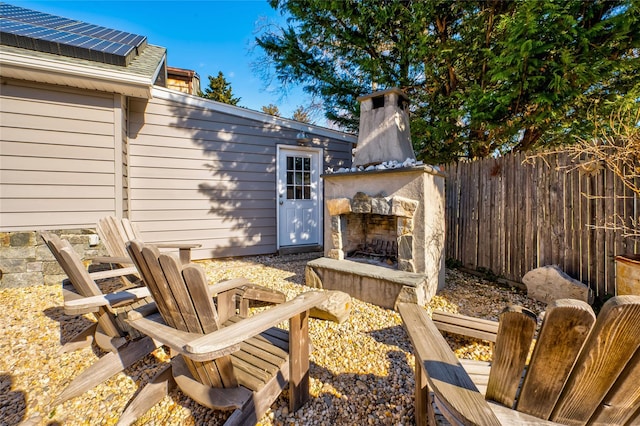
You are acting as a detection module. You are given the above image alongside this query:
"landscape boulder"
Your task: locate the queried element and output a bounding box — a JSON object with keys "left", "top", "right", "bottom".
{"left": 309, "top": 290, "right": 352, "bottom": 324}
{"left": 522, "top": 265, "right": 593, "bottom": 304}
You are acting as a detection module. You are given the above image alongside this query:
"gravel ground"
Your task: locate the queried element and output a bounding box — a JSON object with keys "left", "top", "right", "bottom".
{"left": 0, "top": 253, "right": 546, "bottom": 426}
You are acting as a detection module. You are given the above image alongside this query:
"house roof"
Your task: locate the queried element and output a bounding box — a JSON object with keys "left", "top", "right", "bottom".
{"left": 167, "top": 66, "right": 199, "bottom": 79}
{"left": 0, "top": 43, "right": 166, "bottom": 98}
{"left": 152, "top": 86, "right": 358, "bottom": 144}
{"left": 0, "top": 3, "right": 147, "bottom": 67}
{"left": 0, "top": 3, "right": 166, "bottom": 99}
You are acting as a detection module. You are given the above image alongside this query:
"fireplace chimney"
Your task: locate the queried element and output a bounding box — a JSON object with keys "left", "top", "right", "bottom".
{"left": 353, "top": 88, "right": 416, "bottom": 168}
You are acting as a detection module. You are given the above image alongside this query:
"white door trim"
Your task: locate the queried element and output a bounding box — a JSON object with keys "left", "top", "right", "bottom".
{"left": 276, "top": 145, "right": 323, "bottom": 250}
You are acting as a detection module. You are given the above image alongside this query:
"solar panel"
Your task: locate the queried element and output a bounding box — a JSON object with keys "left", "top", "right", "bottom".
{"left": 0, "top": 3, "right": 147, "bottom": 66}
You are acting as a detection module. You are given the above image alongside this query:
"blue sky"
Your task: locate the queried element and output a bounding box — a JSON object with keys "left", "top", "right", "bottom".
{"left": 10, "top": 0, "right": 309, "bottom": 119}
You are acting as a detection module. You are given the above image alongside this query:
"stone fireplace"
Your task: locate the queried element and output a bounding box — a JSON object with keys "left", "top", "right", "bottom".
{"left": 305, "top": 88, "right": 445, "bottom": 309}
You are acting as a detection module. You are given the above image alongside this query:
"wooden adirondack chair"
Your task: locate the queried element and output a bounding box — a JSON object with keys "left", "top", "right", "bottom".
{"left": 96, "top": 216, "right": 284, "bottom": 315}
{"left": 97, "top": 216, "right": 201, "bottom": 264}
{"left": 399, "top": 296, "right": 640, "bottom": 426}
{"left": 41, "top": 231, "right": 160, "bottom": 405}
{"left": 118, "top": 240, "right": 327, "bottom": 426}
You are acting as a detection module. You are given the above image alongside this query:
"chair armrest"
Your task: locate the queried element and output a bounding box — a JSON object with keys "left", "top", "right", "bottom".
{"left": 90, "top": 256, "right": 133, "bottom": 265}
{"left": 64, "top": 286, "right": 151, "bottom": 315}
{"left": 152, "top": 243, "right": 201, "bottom": 263}
{"left": 187, "top": 291, "right": 326, "bottom": 358}
{"left": 153, "top": 243, "right": 201, "bottom": 249}
{"left": 88, "top": 266, "right": 138, "bottom": 281}
{"left": 126, "top": 291, "right": 328, "bottom": 362}
{"left": 209, "top": 277, "right": 252, "bottom": 294}
{"left": 65, "top": 278, "right": 250, "bottom": 315}
{"left": 124, "top": 312, "right": 212, "bottom": 358}
{"left": 211, "top": 279, "right": 286, "bottom": 306}
{"left": 398, "top": 303, "right": 501, "bottom": 425}
{"left": 432, "top": 310, "right": 499, "bottom": 342}
{"left": 238, "top": 284, "right": 286, "bottom": 304}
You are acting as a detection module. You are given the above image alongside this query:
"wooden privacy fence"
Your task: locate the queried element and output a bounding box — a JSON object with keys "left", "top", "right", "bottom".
{"left": 443, "top": 151, "right": 638, "bottom": 299}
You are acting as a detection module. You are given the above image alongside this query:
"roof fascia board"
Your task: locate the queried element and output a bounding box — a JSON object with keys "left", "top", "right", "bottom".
{"left": 150, "top": 51, "right": 167, "bottom": 85}
{"left": 0, "top": 49, "right": 154, "bottom": 98}
{"left": 151, "top": 86, "right": 357, "bottom": 143}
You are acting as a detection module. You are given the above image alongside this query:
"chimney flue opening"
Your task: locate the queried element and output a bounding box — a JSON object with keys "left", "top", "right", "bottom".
{"left": 372, "top": 95, "right": 385, "bottom": 109}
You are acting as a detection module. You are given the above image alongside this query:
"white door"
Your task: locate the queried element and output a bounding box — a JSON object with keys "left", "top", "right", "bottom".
{"left": 277, "top": 146, "right": 322, "bottom": 248}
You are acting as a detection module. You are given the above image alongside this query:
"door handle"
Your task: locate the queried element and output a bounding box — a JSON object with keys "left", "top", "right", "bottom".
{"left": 279, "top": 201, "right": 283, "bottom": 205}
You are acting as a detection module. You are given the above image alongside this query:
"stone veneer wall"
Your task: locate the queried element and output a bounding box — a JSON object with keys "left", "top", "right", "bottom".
{"left": 0, "top": 229, "right": 106, "bottom": 288}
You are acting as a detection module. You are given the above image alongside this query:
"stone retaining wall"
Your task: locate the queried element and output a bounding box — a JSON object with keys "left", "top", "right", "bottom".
{"left": 0, "top": 229, "right": 106, "bottom": 288}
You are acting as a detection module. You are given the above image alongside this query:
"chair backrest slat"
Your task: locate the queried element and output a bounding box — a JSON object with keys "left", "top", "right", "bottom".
{"left": 125, "top": 240, "right": 168, "bottom": 316}
{"left": 41, "top": 231, "right": 122, "bottom": 339}
{"left": 550, "top": 295, "right": 640, "bottom": 425}
{"left": 486, "top": 305, "right": 537, "bottom": 408}
{"left": 182, "top": 264, "right": 221, "bottom": 334}
{"left": 126, "top": 239, "right": 236, "bottom": 388}
{"left": 41, "top": 232, "right": 102, "bottom": 297}
{"left": 97, "top": 216, "right": 130, "bottom": 259}
{"left": 516, "top": 299, "right": 595, "bottom": 419}
{"left": 158, "top": 253, "right": 209, "bottom": 334}
{"left": 163, "top": 255, "right": 235, "bottom": 388}
{"left": 121, "top": 218, "right": 140, "bottom": 241}
{"left": 588, "top": 348, "right": 640, "bottom": 425}
{"left": 141, "top": 244, "right": 186, "bottom": 330}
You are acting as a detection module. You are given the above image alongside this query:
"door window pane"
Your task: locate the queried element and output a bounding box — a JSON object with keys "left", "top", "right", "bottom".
{"left": 285, "top": 155, "right": 312, "bottom": 200}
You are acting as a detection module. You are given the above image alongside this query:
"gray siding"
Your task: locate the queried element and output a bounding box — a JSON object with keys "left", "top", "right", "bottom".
{"left": 0, "top": 79, "right": 354, "bottom": 256}
{"left": 128, "top": 88, "right": 354, "bottom": 259}
{"left": 0, "top": 79, "right": 120, "bottom": 231}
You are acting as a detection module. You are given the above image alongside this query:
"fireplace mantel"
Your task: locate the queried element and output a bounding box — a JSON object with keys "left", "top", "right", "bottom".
{"left": 322, "top": 164, "right": 444, "bottom": 179}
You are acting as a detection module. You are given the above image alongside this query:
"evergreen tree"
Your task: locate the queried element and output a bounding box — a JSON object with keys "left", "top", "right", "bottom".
{"left": 261, "top": 103, "right": 281, "bottom": 116}
{"left": 256, "top": 0, "right": 639, "bottom": 162}
{"left": 292, "top": 106, "right": 311, "bottom": 123}
{"left": 201, "top": 71, "right": 241, "bottom": 105}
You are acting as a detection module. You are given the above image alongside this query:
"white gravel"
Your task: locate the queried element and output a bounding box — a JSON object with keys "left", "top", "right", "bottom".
{"left": 0, "top": 252, "right": 546, "bottom": 425}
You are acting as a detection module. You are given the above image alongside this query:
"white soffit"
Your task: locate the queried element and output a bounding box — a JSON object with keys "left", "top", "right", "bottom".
{"left": 0, "top": 48, "right": 160, "bottom": 99}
